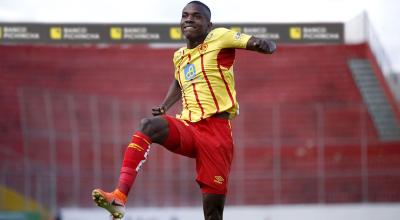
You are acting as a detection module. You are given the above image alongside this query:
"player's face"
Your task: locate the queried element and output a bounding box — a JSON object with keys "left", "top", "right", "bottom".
{"left": 180, "top": 3, "right": 211, "bottom": 42}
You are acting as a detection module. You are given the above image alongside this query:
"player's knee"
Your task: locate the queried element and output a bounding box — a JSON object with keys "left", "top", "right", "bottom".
{"left": 138, "top": 117, "right": 168, "bottom": 141}
{"left": 139, "top": 118, "right": 154, "bottom": 134}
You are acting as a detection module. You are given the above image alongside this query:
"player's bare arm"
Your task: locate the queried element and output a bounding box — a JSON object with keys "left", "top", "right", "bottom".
{"left": 152, "top": 79, "right": 181, "bottom": 116}
{"left": 246, "top": 37, "right": 276, "bottom": 54}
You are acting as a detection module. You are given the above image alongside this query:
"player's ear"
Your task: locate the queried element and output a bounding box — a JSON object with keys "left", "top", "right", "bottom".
{"left": 207, "top": 22, "right": 213, "bottom": 32}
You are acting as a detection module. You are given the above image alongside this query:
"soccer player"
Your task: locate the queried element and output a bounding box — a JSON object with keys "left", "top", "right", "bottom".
{"left": 92, "top": 1, "right": 276, "bottom": 219}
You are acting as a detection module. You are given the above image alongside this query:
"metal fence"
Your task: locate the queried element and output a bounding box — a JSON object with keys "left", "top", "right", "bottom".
{"left": 1, "top": 87, "right": 398, "bottom": 215}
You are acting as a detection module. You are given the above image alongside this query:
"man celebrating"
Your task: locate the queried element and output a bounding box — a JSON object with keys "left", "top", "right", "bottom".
{"left": 92, "top": 1, "right": 275, "bottom": 219}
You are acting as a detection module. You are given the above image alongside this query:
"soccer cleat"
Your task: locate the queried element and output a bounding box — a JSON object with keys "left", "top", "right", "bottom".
{"left": 92, "top": 189, "right": 126, "bottom": 219}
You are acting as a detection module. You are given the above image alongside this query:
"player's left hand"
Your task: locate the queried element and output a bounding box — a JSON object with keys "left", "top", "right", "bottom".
{"left": 256, "top": 39, "right": 276, "bottom": 54}
{"left": 152, "top": 105, "right": 166, "bottom": 116}
{"left": 247, "top": 37, "right": 276, "bottom": 54}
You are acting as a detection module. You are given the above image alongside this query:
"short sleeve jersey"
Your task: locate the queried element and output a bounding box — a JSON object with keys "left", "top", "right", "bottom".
{"left": 173, "top": 27, "right": 251, "bottom": 122}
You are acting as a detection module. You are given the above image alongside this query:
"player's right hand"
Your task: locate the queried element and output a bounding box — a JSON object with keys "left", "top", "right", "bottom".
{"left": 152, "top": 105, "right": 166, "bottom": 116}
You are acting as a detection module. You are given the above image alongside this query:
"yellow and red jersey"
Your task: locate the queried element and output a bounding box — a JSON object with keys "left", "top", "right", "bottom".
{"left": 173, "top": 27, "right": 251, "bottom": 122}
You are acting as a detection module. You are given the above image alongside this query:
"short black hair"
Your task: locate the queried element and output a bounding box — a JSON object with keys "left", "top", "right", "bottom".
{"left": 187, "top": 1, "right": 211, "bottom": 21}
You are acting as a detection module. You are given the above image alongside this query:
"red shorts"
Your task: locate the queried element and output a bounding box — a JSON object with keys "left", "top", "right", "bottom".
{"left": 161, "top": 115, "right": 234, "bottom": 195}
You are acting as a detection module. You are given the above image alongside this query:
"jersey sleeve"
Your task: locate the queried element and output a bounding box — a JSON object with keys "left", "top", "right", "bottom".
{"left": 213, "top": 28, "right": 252, "bottom": 49}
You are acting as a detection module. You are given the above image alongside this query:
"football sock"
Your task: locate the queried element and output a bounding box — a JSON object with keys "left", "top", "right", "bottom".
{"left": 117, "top": 131, "right": 152, "bottom": 199}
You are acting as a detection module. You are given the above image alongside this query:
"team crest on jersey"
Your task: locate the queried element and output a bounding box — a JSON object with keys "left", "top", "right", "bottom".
{"left": 184, "top": 64, "right": 196, "bottom": 81}
{"left": 198, "top": 43, "right": 208, "bottom": 54}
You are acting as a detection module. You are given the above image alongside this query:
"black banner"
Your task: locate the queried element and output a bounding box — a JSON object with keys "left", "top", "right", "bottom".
{"left": 0, "top": 23, "right": 344, "bottom": 44}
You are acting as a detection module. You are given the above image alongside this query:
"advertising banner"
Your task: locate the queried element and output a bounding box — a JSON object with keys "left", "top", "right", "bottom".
{"left": 0, "top": 23, "right": 344, "bottom": 44}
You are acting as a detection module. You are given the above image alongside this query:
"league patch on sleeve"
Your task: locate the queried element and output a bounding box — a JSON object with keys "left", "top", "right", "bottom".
{"left": 234, "top": 32, "right": 242, "bottom": 40}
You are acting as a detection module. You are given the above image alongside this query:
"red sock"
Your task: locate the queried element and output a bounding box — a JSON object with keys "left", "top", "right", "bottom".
{"left": 117, "top": 131, "right": 152, "bottom": 196}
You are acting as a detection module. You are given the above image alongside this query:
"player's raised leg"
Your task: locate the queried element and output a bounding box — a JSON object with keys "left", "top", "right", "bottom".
{"left": 92, "top": 116, "right": 169, "bottom": 218}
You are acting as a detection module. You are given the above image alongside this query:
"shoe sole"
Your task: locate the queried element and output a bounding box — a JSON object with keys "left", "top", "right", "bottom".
{"left": 92, "top": 190, "right": 124, "bottom": 219}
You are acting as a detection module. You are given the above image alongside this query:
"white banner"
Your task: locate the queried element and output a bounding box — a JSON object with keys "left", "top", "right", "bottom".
{"left": 62, "top": 204, "right": 400, "bottom": 220}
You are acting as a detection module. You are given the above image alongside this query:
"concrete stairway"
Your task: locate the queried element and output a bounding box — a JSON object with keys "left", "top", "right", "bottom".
{"left": 348, "top": 59, "right": 400, "bottom": 141}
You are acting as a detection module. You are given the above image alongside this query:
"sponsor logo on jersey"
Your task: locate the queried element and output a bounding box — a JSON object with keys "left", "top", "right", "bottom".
{"left": 184, "top": 63, "right": 196, "bottom": 81}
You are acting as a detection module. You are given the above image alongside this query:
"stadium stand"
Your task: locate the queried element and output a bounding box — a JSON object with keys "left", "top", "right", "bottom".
{"left": 0, "top": 43, "right": 399, "bottom": 209}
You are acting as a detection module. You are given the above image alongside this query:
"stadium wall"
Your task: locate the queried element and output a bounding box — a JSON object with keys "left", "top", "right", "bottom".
{"left": 62, "top": 204, "right": 400, "bottom": 220}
